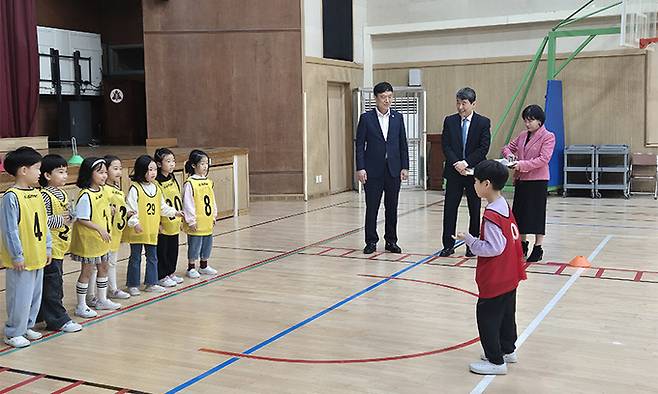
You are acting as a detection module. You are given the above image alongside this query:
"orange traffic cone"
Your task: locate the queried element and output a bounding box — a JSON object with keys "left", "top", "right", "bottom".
{"left": 569, "top": 255, "right": 591, "bottom": 268}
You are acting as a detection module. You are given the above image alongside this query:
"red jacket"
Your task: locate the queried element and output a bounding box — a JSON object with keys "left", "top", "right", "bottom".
{"left": 475, "top": 208, "right": 527, "bottom": 299}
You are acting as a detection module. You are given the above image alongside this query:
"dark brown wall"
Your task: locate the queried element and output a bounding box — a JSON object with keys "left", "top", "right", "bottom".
{"left": 35, "top": 0, "right": 145, "bottom": 141}
{"left": 36, "top": 0, "right": 101, "bottom": 33}
{"left": 142, "top": 0, "right": 304, "bottom": 195}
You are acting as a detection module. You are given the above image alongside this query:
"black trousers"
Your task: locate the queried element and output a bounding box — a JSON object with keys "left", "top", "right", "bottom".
{"left": 157, "top": 233, "right": 179, "bottom": 279}
{"left": 476, "top": 289, "right": 518, "bottom": 365}
{"left": 37, "top": 259, "right": 71, "bottom": 330}
{"left": 364, "top": 171, "right": 401, "bottom": 245}
{"left": 442, "top": 175, "right": 481, "bottom": 249}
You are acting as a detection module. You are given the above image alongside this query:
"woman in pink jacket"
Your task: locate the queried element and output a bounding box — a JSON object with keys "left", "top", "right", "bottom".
{"left": 502, "top": 105, "right": 556, "bottom": 262}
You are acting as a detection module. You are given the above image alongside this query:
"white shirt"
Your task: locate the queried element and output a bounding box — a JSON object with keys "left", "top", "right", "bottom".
{"left": 376, "top": 108, "right": 390, "bottom": 141}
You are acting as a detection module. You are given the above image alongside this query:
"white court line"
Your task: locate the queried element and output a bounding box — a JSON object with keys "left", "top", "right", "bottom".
{"left": 470, "top": 235, "right": 613, "bottom": 394}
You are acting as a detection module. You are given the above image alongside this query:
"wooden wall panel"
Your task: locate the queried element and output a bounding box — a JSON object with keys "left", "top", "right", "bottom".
{"left": 375, "top": 51, "right": 657, "bottom": 159}
{"left": 304, "top": 57, "right": 363, "bottom": 197}
{"left": 142, "top": 0, "right": 304, "bottom": 195}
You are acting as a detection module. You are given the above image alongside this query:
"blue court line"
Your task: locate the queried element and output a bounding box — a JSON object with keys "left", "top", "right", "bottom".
{"left": 167, "top": 240, "right": 465, "bottom": 393}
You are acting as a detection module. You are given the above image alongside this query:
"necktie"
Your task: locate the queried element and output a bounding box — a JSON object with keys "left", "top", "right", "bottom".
{"left": 462, "top": 118, "right": 469, "bottom": 158}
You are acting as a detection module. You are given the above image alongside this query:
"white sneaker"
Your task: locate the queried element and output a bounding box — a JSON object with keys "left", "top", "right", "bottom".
{"left": 144, "top": 284, "right": 166, "bottom": 293}
{"left": 198, "top": 266, "right": 217, "bottom": 275}
{"left": 109, "top": 289, "right": 131, "bottom": 299}
{"left": 186, "top": 269, "right": 201, "bottom": 279}
{"left": 481, "top": 351, "right": 518, "bottom": 363}
{"left": 59, "top": 320, "right": 82, "bottom": 333}
{"left": 158, "top": 277, "right": 177, "bottom": 287}
{"left": 75, "top": 306, "right": 98, "bottom": 318}
{"left": 4, "top": 336, "right": 30, "bottom": 348}
{"left": 95, "top": 298, "right": 121, "bottom": 310}
{"left": 24, "top": 328, "right": 42, "bottom": 340}
{"left": 170, "top": 274, "right": 184, "bottom": 284}
{"left": 128, "top": 287, "right": 141, "bottom": 296}
{"left": 469, "top": 360, "right": 508, "bottom": 375}
{"left": 86, "top": 297, "right": 98, "bottom": 308}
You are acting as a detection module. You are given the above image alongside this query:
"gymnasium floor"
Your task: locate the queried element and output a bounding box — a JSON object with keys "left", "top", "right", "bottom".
{"left": 0, "top": 190, "right": 656, "bottom": 393}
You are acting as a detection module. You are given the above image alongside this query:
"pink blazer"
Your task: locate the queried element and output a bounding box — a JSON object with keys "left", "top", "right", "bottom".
{"left": 502, "top": 126, "right": 556, "bottom": 181}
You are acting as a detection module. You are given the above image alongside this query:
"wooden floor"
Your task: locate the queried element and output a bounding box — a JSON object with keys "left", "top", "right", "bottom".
{"left": 0, "top": 190, "right": 656, "bottom": 393}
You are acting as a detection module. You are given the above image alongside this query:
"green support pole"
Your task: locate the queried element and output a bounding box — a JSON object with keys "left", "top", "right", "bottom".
{"left": 491, "top": 36, "right": 549, "bottom": 140}
{"left": 558, "top": 1, "right": 622, "bottom": 29}
{"left": 551, "top": 27, "right": 621, "bottom": 37}
{"left": 504, "top": 49, "right": 544, "bottom": 145}
{"left": 547, "top": 33, "right": 557, "bottom": 81}
{"left": 552, "top": 0, "right": 595, "bottom": 30}
{"left": 553, "top": 35, "right": 596, "bottom": 78}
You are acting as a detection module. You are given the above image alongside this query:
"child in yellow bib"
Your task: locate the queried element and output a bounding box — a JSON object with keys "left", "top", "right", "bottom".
{"left": 0, "top": 147, "right": 51, "bottom": 348}
{"left": 70, "top": 158, "right": 120, "bottom": 319}
{"left": 124, "top": 155, "right": 181, "bottom": 295}
{"left": 182, "top": 150, "right": 218, "bottom": 279}
{"left": 87, "top": 155, "right": 133, "bottom": 305}
{"left": 37, "top": 154, "right": 81, "bottom": 333}
{"left": 155, "top": 148, "right": 184, "bottom": 288}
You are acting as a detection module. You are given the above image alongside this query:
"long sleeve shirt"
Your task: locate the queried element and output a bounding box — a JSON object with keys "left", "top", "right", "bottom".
{"left": 182, "top": 174, "right": 218, "bottom": 228}
{"left": 42, "top": 186, "right": 67, "bottom": 229}
{"left": 0, "top": 189, "right": 52, "bottom": 263}
{"left": 126, "top": 182, "right": 178, "bottom": 227}
{"left": 463, "top": 196, "right": 508, "bottom": 257}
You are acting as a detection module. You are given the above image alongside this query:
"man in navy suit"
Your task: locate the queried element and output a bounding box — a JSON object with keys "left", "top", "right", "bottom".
{"left": 355, "top": 82, "right": 409, "bottom": 254}
{"left": 440, "top": 87, "right": 491, "bottom": 257}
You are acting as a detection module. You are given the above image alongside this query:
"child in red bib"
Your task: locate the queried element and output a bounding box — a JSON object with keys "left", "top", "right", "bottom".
{"left": 455, "top": 160, "right": 527, "bottom": 375}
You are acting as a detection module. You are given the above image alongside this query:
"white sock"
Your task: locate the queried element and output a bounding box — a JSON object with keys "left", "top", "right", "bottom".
{"left": 108, "top": 258, "right": 118, "bottom": 292}
{"left": 88, "top": 266, "right": 97, "bottom": 299}
{"left": 96, "top": 277, "right": 108, "bottom": 302}
{"left": 76, "top": 282, "right": 89, "bottom": 308}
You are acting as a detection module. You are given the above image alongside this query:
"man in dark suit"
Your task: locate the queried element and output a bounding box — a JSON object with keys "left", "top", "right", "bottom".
{"left": 355, "top": 82, "right": 409, "bottom": 254}
{"left": 440, "top": 87, "right": 491, "bottom": 257}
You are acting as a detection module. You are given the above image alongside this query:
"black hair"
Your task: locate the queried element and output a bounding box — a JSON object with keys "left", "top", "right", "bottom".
{"left": 522, "top": 104, "right": 546, "bottom": 126}
{"left": 39, "top": 154, "right": 68, "bottom": 187}
{"left": 154, "top": 148, "right": 175, "bottom": 172}
{"left": 76, "top": 157, "right": 107, "bottom": 189}
{"left": 103, "top": 155, "right": 121, "bottom": 168}
{"left": 373, "top": 81, "right": 394, "bottom": 96}
{"left": 185, "top": 149, "right": 209, "bottom": 176}
{"left": 473, "top": 160, "right": 508, "bottom": 191}
{"left": 456, "top": 87, "right": 477, "bottom": 103}
{"left": 3, "top": 146, "right": 42, "bottom": 176}
{"left": 130, "top": 155, "right": 156, "bottom": 183}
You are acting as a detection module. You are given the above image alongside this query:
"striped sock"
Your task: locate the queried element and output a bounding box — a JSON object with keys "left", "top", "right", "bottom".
{"left": 76, "top": 282, "right": 88, "bottom": 308}
{"left": 96, "top": 277, "right": 108, "bottom": 302}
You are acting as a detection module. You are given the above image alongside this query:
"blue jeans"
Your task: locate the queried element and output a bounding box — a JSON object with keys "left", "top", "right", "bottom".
{"left": 127, "top": 244, "right": 158, "bottom": 287}
{"left": 187, "top": 235, "right": 213, "bottom": 262}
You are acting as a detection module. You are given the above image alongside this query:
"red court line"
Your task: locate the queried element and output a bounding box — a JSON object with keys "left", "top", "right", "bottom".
{"left": 198, "top": 337, "right": 480, "bottom": 364}
{"left": 0, "top": 374, "right": 45, "bottom": 393}
{"left": 634, "top": 272, "right": 644, "bottom": 282}
{"left": 339, "top": 249, "right": 355, "bottom": 257}
{"left": 0, "top": 368, "right": 8, "bottom": 373}
{"left": 394, "top": 253, "right": 411, "bottom": 261}
{"left": 453, "top": 258, "right": 469, "bottom": 267}
{"left": 359, "top": 274, "right": 480, "bottom": 297}
{"left": 594, "top": 268, "right": 606, "bottom": 278}
{"left": 368, "top": 252, "right": 384, "bottom": 260}
{"left": 316, "top": 247, "right": 335, "bottom": 256}
{"left": 554, "top": 265, "right": 568, "bottom": 275}
{"left": 51, "top": 380, "right": 85, "bottom": 393}
{"left": 115, "top": 390, "right": 129, "bottom": 394}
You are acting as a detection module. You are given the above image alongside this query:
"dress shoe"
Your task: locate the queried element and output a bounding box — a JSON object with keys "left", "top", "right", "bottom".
{"left": 439, "top": 247, "right": 455, "bottom": 257}
{"left": 363, "top": 243, "right": 377, "bottom": 254}
{"left": 526, "top": 245, "right": 543, "bottom": 262}
{"left": 465, "top": 247, "right": 475, "bottom": 257}
{"left": 385, "top": 242, "right": 402, "bottom": 254}
{"left": 521, "top": 241, "right": 529, "bottom": 258}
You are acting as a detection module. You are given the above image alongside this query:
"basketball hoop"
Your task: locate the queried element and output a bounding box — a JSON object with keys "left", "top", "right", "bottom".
{"left": 640, "top": 36, "right": 658, "bottom": 48}
{"left": 621, "top": 0, "right": 658, "bottom": 50}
